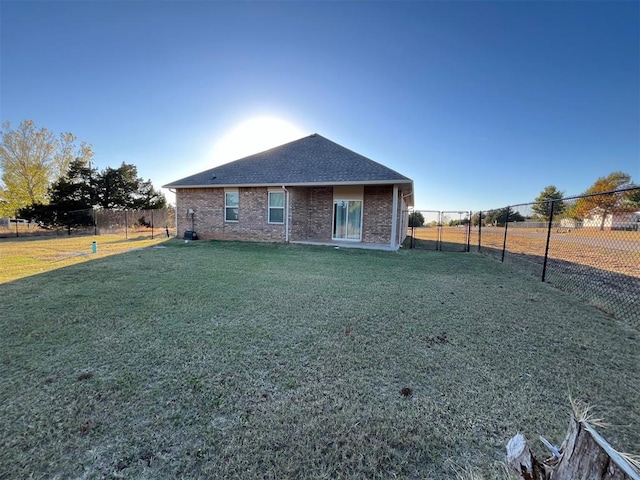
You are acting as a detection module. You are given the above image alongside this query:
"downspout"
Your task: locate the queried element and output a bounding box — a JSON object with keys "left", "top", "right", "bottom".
{"left": 390, "top": 185, "right": 398, "bottom": 249}
{"left": 281, "top": 186, "right": 289, "bottom": 242}
{"left": 168, "top": 188, "right": 177, "bottom": 237}
{"left": 400, "top": 190, "right": 413, "bottom": 246}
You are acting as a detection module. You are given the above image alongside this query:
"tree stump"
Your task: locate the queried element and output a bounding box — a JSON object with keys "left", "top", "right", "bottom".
{"left": 506, "top": 433, "right": 547, "bottom": 480}
{"left": 506, "top": 415, "right": 639, "bottom": 480}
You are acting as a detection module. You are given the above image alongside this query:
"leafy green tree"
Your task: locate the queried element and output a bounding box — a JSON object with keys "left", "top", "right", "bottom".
{"left": 621, "top": 184, "right": 640, "bottom": 210}
{"left": 483, "top": 207, "right": 524, "bottom": 226}
{"left": 96, "top": 163, "right": 166, "bottom": 210}
{"left": 18, "top": 158, "right": 96, "bottom": 227}
{"left": 0, "top": 120, "right": 93, "bottom": 216}
{"left": 408, "top": 211, "right": 425, "bottom": 227}
{"left": 0, "top": 120, "right": 56, "bottom": 214}
{"left": 49, "top": 159, "right": 96, "bottom": 212}
{"left": 448, "top": 218, "right": 469, "bottom": 227}
{"left": 533, "top": 185, "right": 565, "bottom": 220}
{"left": 19, "top": 161, "right": 166, "bottom": 227}
{"left": 568, "top": 172, "right": 634, "bottom": 230}
{"left": 54, "top": 132, "right": 93, "bottom": 181}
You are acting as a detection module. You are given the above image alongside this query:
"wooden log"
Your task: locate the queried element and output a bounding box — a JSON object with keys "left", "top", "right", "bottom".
{"left": 549, "top": 416, "right": 640, "bottom": 480}
{"left": 506, "top": 415, "right": 639, "bottom": 480}
{"left": 583, "top": 423, "right": 640, "bottom": 480}
{"left": 506, "top": 433, "right": 548, "bottom": 480}
{"left": 549, "top": 416, "right": 613, "bottom": 479}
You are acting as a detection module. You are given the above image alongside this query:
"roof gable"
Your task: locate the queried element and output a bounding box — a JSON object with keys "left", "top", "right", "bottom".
{"left": 163, "top": 134, "right": 412, "bottom": 188}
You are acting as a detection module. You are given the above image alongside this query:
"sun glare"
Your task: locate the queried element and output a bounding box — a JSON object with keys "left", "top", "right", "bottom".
{"left": 210, "top": 117, "right": 307, "bottom": 165}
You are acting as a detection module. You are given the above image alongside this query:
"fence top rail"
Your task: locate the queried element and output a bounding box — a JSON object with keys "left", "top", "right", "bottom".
{"left": 475, "top": 186, "right": 640, "bottom": 213}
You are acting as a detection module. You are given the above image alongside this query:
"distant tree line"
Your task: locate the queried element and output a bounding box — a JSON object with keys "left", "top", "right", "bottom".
{"left": 470, "top": 208, "right": 525, "bottom": 227}
{"left": 20, "top": 159, "right": 166, "bottom": 228}
{"left": 467, "top": 172, "right": 639, "bottom": 228}
{"left": 1, "top": 120, "right": 166, "bottom": 228}
{"left": 408, "top": 173, "right": 638, "bottom": 231}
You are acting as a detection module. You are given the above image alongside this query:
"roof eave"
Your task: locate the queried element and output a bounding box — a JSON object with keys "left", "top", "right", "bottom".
{"left": 163, "top": 179, "right": 413, "bottom": 189}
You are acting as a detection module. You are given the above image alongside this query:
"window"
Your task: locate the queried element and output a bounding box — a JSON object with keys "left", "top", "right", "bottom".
{"left": 225, "top": 191, "right": 238, "bottom": 222}
{"left": 268, "top": 191, "right": 285, "bottom": 224}
{"left": 333, "top": 200, "right": 362, "bottom": 240}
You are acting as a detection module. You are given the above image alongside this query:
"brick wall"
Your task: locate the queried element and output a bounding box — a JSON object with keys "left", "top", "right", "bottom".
{"left": 176, "top": 184, "right": 402, "bottom": 246}
{"left": 176, "top": 187, "right": 285, "bottom": 241}
{"left": 290, "top": 186, "right": 333, "bottom": 241}
{"left": 362, "top": 185, "right": 393, "bottom": 244}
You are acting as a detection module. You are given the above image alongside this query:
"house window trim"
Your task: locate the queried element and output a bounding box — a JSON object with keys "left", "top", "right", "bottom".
{"left": 268, "top": 190, "right": 285, "bottom": 225}
{"left": 225, "top": 189, "right": 239, "bottom": 223}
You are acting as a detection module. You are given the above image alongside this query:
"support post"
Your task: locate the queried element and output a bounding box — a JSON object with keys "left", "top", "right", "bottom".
{"left": 151, "top": 209, "right": 154, "bottom": 239}
{"left": 478, "top": 211, "right": 482, "bottom": 252}
{"left": 501, "top": 207, "right": 510, "bottom": 262}
{"left": 466, "top": 210, "right": 472, "bottom": 252}
{"left": 541, "top": 200, "right": 555, "bottom": 282}
{"left": 390, "top": 185, "right": 399, "bottom": 249}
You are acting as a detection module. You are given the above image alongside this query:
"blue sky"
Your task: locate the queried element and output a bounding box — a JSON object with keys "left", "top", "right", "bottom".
{"left": 1, "top": 1, "right": 638, "bottom": 211}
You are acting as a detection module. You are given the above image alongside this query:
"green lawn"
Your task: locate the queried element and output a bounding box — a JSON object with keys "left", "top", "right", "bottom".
{"left": 1, "top": 240, "right": 638, "bottom": 479}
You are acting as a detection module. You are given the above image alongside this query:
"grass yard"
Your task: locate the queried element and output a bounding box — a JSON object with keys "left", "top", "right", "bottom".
{"left": 411, "top": 226, "right": 640, "bottom": 278}
{"left": 476, "top": 228, "right": 640, "bottom": 278}
{"left": 1, "top": 240, "right": 639, "bottom": 479}
{"left": 0, "top": 234, "right": 170, "bottom": 283}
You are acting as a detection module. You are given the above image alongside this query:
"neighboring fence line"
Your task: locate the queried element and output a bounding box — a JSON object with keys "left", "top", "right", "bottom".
{"left": 407, "top": 187, "right": 640, "bottom": 327}
{"left": 0, "top": 207, "right": 175, "bottom": 239}
{"left": 406, "top": 210, "right": 472, "bottom": 252}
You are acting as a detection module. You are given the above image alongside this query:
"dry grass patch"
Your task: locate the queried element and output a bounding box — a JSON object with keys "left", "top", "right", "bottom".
{"left": 0, "top": 234, "right": 169, "bottom": 283}
{"left": 472, "top": 228, "right": 640, "bottom": 278}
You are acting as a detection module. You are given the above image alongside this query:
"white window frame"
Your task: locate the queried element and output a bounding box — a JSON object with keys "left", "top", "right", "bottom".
{"left": 225, "top": 190, "right": 239, "bottom": 222}
{"left": 332, "top": 199, "right": 363, "bottom": 241}
{"left": 268, "top": 191, "right": 285, "bottom": 224}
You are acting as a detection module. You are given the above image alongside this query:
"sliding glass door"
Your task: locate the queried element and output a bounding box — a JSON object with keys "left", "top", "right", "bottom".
{"left": 333, "top": 200, "right": 362, "bottom": 241}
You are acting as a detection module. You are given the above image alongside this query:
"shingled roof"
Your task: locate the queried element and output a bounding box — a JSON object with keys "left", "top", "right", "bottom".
{"left": 163, "top": 133, "right": 412, "bottom": 189}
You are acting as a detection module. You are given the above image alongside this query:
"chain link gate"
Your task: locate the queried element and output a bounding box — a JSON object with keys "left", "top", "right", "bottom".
{"left": 407, "top": 210, "right": 471, "bottom": 252}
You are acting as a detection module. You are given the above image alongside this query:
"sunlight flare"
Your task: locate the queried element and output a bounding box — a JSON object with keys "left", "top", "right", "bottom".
{"left": 210, "top": 117, "right": 306, "bottom": 165}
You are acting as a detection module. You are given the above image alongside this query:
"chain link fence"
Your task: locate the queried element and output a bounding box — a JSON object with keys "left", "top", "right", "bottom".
{"left": 407, "top": 210, "right": 471, "bottom": 252}
{"left": 406, "top": 188, "right": 639, "bottom": 327}
{"left": 473, "top": 188, "right": 639, "bottom": 327}
{"left": 0, "top": 207, "right": 175, "bottom": 239}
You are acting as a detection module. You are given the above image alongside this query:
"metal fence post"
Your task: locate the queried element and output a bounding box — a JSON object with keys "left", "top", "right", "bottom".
{"left": 467, "top": 211, "right": 472, "bottom": 252}
{"left": 437, "top": 212, "right": 442, "bottom": 251}
{"left": 125, "top": 210, "right": 128, "bottom": 240}
{"left": 151, "top": 209, "right": 154, "bottom": 239}
{"left": 541, "top": 200, "right": 555, "bottom": 282}
{"left": 478, "top": 211, "right": 482, "bottom": 252}
{"left": 501, "top": 207, "right": 510, "bottom": 262}
{"left": 93, "top": 208, "right": 97, "bottom": 236}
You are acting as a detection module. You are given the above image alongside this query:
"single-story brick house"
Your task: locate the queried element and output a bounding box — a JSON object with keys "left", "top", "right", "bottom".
{"left": 163, "top": 134, "right": 414, "bottom": 250}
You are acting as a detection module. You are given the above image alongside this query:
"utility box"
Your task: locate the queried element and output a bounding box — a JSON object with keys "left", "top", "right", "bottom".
{"left": 183, "top": 230, "right": 198, "bottom": 240}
